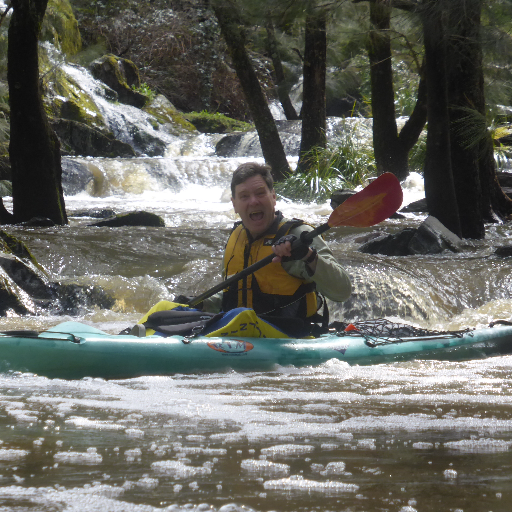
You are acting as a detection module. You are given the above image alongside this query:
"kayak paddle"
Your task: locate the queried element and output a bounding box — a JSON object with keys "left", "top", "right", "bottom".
{"left": 189, "top": 172, "right": 403, "bottom": 307}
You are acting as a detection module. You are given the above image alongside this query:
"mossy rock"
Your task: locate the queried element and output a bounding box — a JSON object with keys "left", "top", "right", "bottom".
{"left": 143, "top": 95, "right": 197, "bottom": 136}
{"left": 0, "top": 230, "right": 45, "bottom": 272}
{"left": 51, "top": 118, "right": 137, "bottom": 158}
{"left": 183, "top": 111, "right": 253, "bottom": 134}
{"left": 90, "top": 54, "right": 148, "bottom": 108}
{"left": 42, "top": 0, "right": 82, "bottom": 56}
{"left": 89, "top": 211, "right": 165, "bottom": 228}
{"left": 40, "top": 61, "right": 108, "bottom": 132}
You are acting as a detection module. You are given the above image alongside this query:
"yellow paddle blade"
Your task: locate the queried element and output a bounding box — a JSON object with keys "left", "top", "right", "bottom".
{"left": 328, "top": 173, "right": 403, "bottom": 228}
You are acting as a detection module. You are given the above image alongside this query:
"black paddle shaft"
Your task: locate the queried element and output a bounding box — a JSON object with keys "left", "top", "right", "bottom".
{"left": 189, "top": 222, "right": 329, "bottom": 307}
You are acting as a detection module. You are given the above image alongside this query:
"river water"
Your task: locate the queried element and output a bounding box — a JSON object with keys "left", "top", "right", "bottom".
{"left": 2, "top": 153, "right": 512, "bottom": 512}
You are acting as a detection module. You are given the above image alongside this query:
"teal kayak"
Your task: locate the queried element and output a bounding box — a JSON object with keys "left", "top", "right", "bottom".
{"left": 1, "top": 320, "right": 512, "bottom": 380}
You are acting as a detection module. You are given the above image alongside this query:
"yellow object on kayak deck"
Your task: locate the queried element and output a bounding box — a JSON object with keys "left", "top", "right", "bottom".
{"left": 203, "top": 307, "right": 290, "bottom": 339}
{"left": 138, "top": 300, "right": 290, "bottom": 338}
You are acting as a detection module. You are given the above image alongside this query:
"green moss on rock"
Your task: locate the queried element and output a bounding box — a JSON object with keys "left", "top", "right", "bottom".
{"left": 0, "top": 230, "right": 45, "bottom": 273}
{"left": 42, "top": 0, "right": 82, "bottom": 56}
{"left": 40, "top": 62, "right": 108, "bottom": 132}
{"left": 143, "top": 95, "right": 197, "bottom": 136}
{"left": 183, "top": 111, "right": 253, "bottom": 134}
{"left": 89, "top": 54, "right": 147, "bottom": 108}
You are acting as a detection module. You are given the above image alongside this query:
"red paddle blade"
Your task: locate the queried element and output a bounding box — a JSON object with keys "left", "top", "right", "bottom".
{"left": 328, "top": 173, "right": 403, "bottom": 228}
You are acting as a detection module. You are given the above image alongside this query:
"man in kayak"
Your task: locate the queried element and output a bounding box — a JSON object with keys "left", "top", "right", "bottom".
{"left": 178, "top": 162, "right": 351, "bottom": 336}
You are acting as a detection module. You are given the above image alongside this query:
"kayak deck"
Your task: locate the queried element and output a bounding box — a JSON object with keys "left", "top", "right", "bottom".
{"left": 1, "top": 320, "right": 512, "bottom": 380}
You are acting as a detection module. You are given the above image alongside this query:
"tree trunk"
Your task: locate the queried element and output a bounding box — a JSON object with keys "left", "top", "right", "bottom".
{"left": 448, "top": 0, "right": 512, "bottom": 230}
{"left": 265, "top": 18, "right": 299, "bottom": 121}
{"left": 367, "top": 0, "right": 427, "bottom": 181}
{"left": 8, "top": 0, "right": 67, "bottom": 224}
{"left": 211, "top": 0, "right": 290, "bottom": 181}
{"left": 422, "top": 0, "right": 462, "bottom": 237}
{"left": 296, "top": 11, "right": 327, "bottom": 173}
{"left": 445, "top": 0, "right": 485, "bottom": 239}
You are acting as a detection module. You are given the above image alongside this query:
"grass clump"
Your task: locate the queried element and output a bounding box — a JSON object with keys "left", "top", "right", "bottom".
{"left": 132, "top": 83, "right": 156, "bottom": 102}
{"left": 275, "top": 133, "right": 377, "bottom": 203}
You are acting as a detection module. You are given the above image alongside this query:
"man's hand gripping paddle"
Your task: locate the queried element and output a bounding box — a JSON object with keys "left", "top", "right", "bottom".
{"left": 188, "top": 172, "right": 403, "bottom": 307}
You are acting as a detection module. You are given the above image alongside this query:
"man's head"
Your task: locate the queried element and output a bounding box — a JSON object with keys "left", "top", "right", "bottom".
{"left": 230, "top": 162, "right": 274, "bottom": 197}
{"left": 231, "top": 162, "right": 277, "bottom": 238}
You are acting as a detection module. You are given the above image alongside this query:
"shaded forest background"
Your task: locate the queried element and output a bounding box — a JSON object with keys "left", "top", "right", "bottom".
{"left": 68, "top": 0, "right": 512, "bottom": 239}
{"left": 2, "top": 0, "right": 512, "bottom": 238}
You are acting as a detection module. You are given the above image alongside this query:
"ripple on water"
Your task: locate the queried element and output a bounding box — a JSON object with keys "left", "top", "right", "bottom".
{"left": 263, "top": 475, "right": 359, "bottom": 494}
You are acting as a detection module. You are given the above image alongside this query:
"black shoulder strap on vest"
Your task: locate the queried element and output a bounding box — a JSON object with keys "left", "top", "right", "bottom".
{"left": 228, "top": 220, "right": 243, "bottom": 236}
{"left": 273, "top": 218, "right": 304, "bottom": 242}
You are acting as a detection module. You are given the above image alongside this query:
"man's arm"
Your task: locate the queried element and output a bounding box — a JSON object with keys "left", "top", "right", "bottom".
{"left": 279, "top": 224, "right": 352, "bottom": 302}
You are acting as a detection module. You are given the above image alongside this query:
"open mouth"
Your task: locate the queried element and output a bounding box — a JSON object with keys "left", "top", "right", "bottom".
{"left": 249, "top": 211, "right": 264, "bottom": 221}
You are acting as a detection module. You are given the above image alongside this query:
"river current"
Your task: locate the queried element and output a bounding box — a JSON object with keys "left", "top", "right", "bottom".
{"left": 2, "top": 154, "right": 512, "bottom": 511}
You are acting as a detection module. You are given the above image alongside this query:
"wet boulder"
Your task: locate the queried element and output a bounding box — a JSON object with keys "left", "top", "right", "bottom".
{"left": 0, "top": 231, "right": 51, "bottom": 314}
{"left": 61, "top": 158, "right": 94, "bottom": 195}
{"left": 400, "top": 198, "right": 428, "bottom": 213}
{"left": 51, "top": 119, "right": 137, "bottom": 158}
{"left": 130, "top": 126, "right": 168, "bottom": 157}
{"left": 408, "top": 216, "right": 461, "bottom": 254}
{"left": 0, "top": 253, "right": 52, "bottom": 300}
{"left": 89, "top": 54, "right": 148, "bottom": 108}
{"left": 359, "top": 216, "right": 462, "bottom": 256}
{"left": 46, "top": 281, "right": 116, "bottom": 316}
{"left": 89, "top": 211, "right": 165, "bottom": 228}
{"left": 0, "top": 267, "right": 40, "bottom": 316}
{"left": 215, "top": 123, "right": 301, "bottom": 158}
{"left": 330, "top": 189, "right": 355, "bottom": 210}
{"left": 144, "top": 95, "right": 197, "bottom": 137}
{"left": 0, "top": 230, "right": 116, "bottom": 317}
{"left": 183, "top": 111, "right": 252, "bottom": 134}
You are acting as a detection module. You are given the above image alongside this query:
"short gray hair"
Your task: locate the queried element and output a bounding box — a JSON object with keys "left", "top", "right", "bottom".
{"left": 231, "top": 162, "right": 274, "bottom": 197}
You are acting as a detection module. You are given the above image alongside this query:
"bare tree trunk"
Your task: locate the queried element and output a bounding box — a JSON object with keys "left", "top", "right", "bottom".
{"left": 449, "top": 0, "right": 512, "bottom": 230}
{"left": 211, "top": 0, "right": 290, "bottom": 181}
{"left": 422, "top": 0, "right": 462, "bottom": 237}
{"left": 296, "top": 11, "right": 327, "bottom": 173}
{"left": 265, "top": 18, "right": 299, "bottom": 121}
{"left": 445, "top": 0, "right": 485, "bottom": 238}
{"left": 8, "top": 0, "right": 67, "bottom": 224}
{"left": 368, "top": 0, "right": 427, "bottom": 181}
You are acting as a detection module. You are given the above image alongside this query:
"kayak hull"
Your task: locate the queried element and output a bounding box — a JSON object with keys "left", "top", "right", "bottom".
{"left": 1, "top": 321, "right": 512, "bottom": 380}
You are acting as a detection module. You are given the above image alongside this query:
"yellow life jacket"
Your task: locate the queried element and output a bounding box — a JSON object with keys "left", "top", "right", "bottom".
{"left": 221, "top": 214, "right": 318, "bottom": 319}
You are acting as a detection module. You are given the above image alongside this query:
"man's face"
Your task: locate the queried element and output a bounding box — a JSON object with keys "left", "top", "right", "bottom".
{"left": 232, "top": 174, "right": 277, "bottom": 238}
